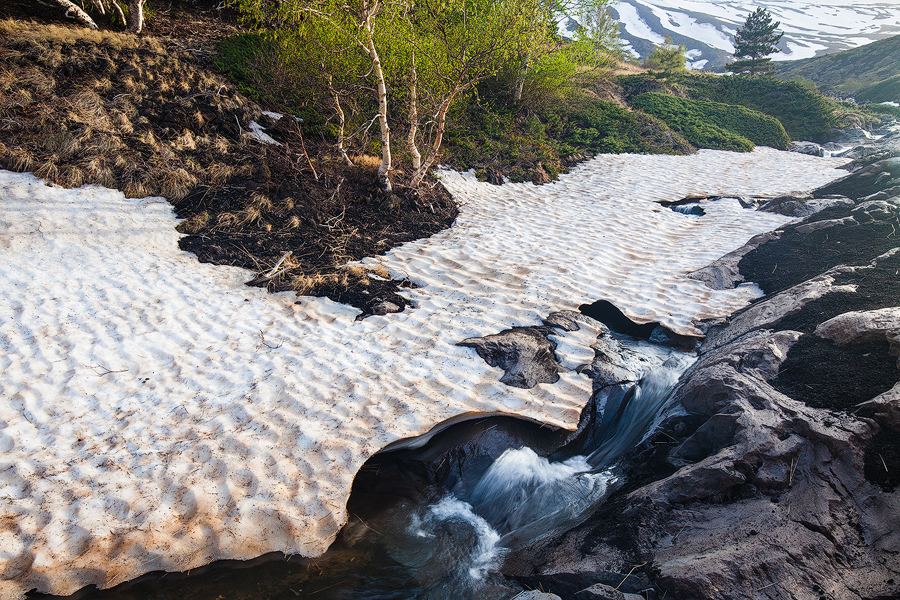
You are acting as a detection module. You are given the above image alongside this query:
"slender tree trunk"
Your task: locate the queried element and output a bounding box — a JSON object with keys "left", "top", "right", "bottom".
{"left": 513, "top": 51, "right": 530, "bottom": 104}
{"left": 361, "top": 6, "right": 392, "bottom": 193}
{"left": 410, "top": 91, "right": 457, "bottom": 188}
{"left": 51, "top": 0, "right": 99, "bottom": 29}
{"left": 111, "top": 0, "right": 126, "bottom": 27}
{"left": 407, "top": 52, "right": 422, "bottom": 172}
{"left": 127, "top": 0, "right": 143, "bottom": 33}
{"left": 327, "top": 76, "right": 354, "bottom": 166}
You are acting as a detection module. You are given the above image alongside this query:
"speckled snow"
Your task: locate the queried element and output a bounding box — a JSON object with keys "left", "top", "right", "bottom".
{"left": 0, "top": 148, "right": 848, "bottom": 597}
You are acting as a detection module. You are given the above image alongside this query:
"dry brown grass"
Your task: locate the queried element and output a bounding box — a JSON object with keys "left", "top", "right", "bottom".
{"left": 0, "top": 19, "right": 152, "bottom": 51}
{"left": 351, "top": 154, "right": 382, "bottom": 171}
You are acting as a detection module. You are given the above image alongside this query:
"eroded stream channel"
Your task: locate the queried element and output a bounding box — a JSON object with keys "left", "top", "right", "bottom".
{"left": 32, "top": 316, "right": 694, "bottom": 600}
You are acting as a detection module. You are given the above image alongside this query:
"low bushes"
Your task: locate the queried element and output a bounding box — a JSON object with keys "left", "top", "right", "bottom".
{"left": 619, "top": 73, "right": 841, "bottom": 142}
{"left": 632, "top": 92, "right": 790, "bottom": 151}
{"left": 630, "top": 93, "right": 752, "bottom": 152}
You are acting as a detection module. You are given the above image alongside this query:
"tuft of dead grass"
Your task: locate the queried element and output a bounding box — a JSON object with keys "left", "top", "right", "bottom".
{"left": 352, "top": 154, "right": 382, "bottom": 171}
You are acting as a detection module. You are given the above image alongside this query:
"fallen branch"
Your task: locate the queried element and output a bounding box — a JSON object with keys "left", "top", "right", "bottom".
{"left": 52, "top": 0, "right": 99, "bottom": 29}
{"left": 245, "top": 251, "right": 292, "bottom": 285}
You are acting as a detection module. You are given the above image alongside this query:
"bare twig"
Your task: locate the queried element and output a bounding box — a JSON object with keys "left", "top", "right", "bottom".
{"left": 756, "top": 578, "right": 786, "bottom": 591}
{"left": 615, "top": 562, "right": 648, "bottom": 590}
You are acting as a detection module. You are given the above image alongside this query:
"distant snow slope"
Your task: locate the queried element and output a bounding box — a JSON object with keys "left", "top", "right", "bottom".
{"left": 612, "top": 0, "right": 900, "bottom": 69}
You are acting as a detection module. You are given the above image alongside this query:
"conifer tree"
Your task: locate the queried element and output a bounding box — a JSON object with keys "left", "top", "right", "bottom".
{"left": 726, "top": 7, "right": 783, "bottom": 76}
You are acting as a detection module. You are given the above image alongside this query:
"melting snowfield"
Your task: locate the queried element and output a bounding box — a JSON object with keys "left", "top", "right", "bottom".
{"left": 0, "top": 148, "right": 848, "bottom": 597}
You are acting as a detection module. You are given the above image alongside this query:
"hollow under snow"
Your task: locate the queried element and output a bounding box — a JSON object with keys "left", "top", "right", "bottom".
{"left": 0, "top": 148, "right": 848, "bottom": 597}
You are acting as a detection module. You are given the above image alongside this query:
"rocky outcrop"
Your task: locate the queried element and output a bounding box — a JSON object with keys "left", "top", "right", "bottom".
{"left": 815, "top": 307, "right": 900, "bottom": 364}
{"left": 506, "top": 152, "right": 900, "bottom": 600}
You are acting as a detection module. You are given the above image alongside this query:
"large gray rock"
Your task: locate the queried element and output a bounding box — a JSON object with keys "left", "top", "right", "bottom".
{"left": 458, "top": 327, "right": 563, "bottom": 388}
{"left": 759, "top": 193, "right": 854, "bottom": 217}
{"left": 703, "top": 269, "right": 857, "bottom": 350}
{"left": 815, "top": 306, "right": 900, "bottom": 364}
{"left": 815, "top": 157, "right": 900, "bottom": 200}
{"left": 687, "top": 231, "right": 780, "bottom": 290}
{"left": 858, "top": 382, "right": 900, "bottom": 432}
{"left": 517, "top": 591, "right": 562, "bottom": 600}
{"left": 789, "top": 141, "right": 824, "bottom": 157}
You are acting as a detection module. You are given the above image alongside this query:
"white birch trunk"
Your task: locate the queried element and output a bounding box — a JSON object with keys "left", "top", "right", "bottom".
{"left": 361, "top": 4, "right": 392, "bottom": 192}
{"left": 328, "top": 76, "right": 354, "bottom": 166}
{"left": 410, "top": 92, "right": 455, "bottom": 188}
{"left": 127, "top": 0, "right": 143, "bottom": 33}
{"left": 407, "top": 53, "right": 422, "bottom": 172}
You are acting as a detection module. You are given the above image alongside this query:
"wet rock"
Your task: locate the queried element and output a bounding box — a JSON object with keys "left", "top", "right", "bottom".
{"left": 575, "top": 584, "right": 645, "bottom": 600}
{"left": 458, "top": 327, "right": 562, "bottom": 389}
{"left": 789, "top": 141, "right": 825, "bottom": 157}
{"left": 815, "top": 306, "right": 900, "bottom": 363}
{"left": 370, "top": 300, "right": 401, "bottom": 316}
{"left": 758, "top": 193, "right": 854, "bottom": 217}
{"left": 841, "top": 144, "right": 882, "bottom": 161}
{"left": 543, "top": 310, "right": 596, "bottom": 332}
{"left": 518, "top": 591, "right": 562, "bottom": 600}
{"left": 579, "top": 300, "right": 694, "bottom": 348}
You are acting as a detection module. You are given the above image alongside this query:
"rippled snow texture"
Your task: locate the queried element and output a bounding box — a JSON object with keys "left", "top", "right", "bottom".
{"left": 0, "top": 148, "right": 847, "bottom": 597}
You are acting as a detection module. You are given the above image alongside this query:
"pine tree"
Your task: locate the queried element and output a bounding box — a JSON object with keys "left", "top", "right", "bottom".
{"left": 726, "top": 7, "right": 784, "bottom": 76}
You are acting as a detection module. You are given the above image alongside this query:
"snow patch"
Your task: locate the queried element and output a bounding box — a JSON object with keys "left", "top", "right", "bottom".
{"left": 0, "top": 147, "right": 850, "bottom": 597}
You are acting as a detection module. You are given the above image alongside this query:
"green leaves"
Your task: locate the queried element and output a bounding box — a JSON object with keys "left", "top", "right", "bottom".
{"left": 727, "top": 7, "right": 783, "bottom": 75}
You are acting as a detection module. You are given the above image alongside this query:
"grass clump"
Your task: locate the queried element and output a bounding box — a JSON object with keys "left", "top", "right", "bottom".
{"left": 630, "top": 93, "right": 755, "bottom": 152}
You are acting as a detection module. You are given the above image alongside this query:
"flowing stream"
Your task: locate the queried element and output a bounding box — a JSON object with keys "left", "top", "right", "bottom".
{"left": 33, "top": 337, "right": 693, "bottom": 600}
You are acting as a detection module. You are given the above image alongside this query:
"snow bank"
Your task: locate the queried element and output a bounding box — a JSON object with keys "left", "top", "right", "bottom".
{"left": 0, "top": 148, "right": 847, "bottom": 597}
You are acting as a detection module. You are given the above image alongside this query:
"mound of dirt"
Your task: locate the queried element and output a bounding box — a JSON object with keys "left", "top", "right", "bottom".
{"left": 0, "top": 18, "right": 456, "bottom": 315}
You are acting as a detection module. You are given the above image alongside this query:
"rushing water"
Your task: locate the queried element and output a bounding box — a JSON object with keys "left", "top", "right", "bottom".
{"left": 33, "top": 337, "right": 693, "bottom": 600}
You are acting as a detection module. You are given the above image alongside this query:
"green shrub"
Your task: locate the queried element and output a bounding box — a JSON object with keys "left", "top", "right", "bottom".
{"left": 632, "top": 92, "right": 790, "bottom": 150}
{"left": 631, "top": 93, "right": 760, "bottom": 152}
{"left": 619, "top": 73, "right": 841, "bottom": 142}
{"left": 856, "top": 74, "right": 900, "bottom": 104}
{"left": 543, "top": 97, "right": 695, "bottom": 156}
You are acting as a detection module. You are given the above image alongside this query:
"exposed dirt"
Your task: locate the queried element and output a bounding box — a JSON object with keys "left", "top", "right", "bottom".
{"left": 773, "top": 336, "right": 899, "bottom": 411}
{"left": 738, "top": 205, "right": 900, "bottom": 295}
{"left": 0, "top": 14, "right": 457, "bottom": 316}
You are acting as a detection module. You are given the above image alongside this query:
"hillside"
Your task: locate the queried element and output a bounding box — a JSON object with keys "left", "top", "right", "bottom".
{"left": 609, "top": 0, "right": 900, "bottom": 70}
{"left": 775, "top": 33, "right": 900, "bottom": 102}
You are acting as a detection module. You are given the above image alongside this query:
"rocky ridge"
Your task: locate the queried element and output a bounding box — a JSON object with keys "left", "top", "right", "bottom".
{"left": 503, "top": 125, "right": 900, "bottom": 599}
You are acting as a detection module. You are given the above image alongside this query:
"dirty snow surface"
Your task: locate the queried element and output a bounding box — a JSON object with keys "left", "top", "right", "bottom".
{"left": 0, "top": 148, "right": 848, "bottom": 597}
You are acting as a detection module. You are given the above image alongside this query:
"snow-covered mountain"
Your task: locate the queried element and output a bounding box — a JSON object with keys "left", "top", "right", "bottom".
{"left": 610, "top": 0, "right": 900, "bottom": 70}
